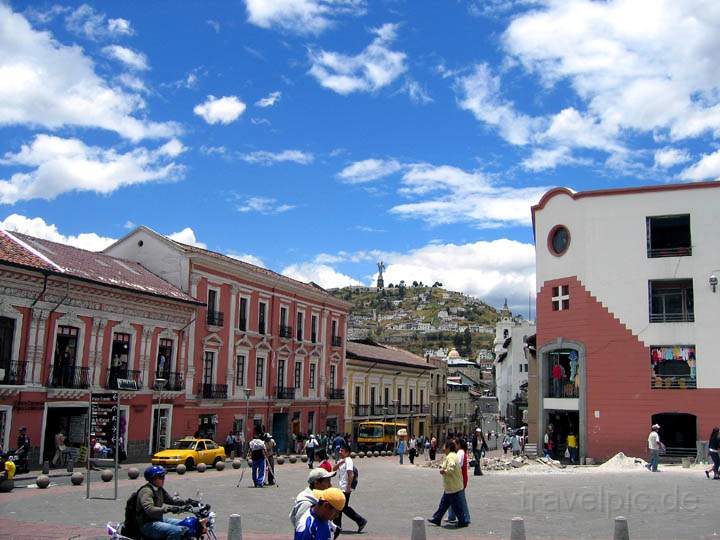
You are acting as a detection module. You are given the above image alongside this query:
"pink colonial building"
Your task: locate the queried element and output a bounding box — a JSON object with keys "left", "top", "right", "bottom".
{"left": 0, "top": 230, "right": 199, "bottom": 464}
{"left": 105, "top": 227, "right": 350, "bottom": 453}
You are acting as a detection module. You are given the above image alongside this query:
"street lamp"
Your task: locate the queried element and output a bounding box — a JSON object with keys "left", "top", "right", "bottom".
{"left": 243, "top": 387, "right": 252, "bottom": 452}
{"left": 447, "top": 407, "right": 453, "bottom": 436}
{"left": 153, "top": 378, "right": 167, "bottom": 453}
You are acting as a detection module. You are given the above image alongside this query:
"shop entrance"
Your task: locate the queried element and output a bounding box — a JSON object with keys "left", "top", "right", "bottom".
{"left": 43, "top": 405, "right": 88, "bottom": 466}
{"left": 651, "top": 412, "right": 697, "bottom": 455}
{"left": 272, "top": 413, "right": 289, "bottom": 453}
{"left": 151, "top": 406, "right": 172, "bottom": 454}
{"left": 545, "top": 410, "right": 580, "bottom": 462}
{"left": 197, "top": 414, "right": 217, "bottom": 441}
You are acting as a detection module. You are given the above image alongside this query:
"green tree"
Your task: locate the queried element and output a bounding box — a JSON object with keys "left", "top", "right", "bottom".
{"left": 453, "top": 332, "right": 463, "bottom": 352}
{"left": 462, "top": 327, "right": 473, "bottom": 357}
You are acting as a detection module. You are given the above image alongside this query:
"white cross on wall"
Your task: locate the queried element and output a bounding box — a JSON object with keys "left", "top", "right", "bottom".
{"left": 552, "top": 285, "right": 570, "bottom": 311}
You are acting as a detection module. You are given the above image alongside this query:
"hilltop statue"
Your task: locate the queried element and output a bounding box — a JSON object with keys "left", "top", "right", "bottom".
{"left": 376, "top": 261, "right": 385, "bottom": 289}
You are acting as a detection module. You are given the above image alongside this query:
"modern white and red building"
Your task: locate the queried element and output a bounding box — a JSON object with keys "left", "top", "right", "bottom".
{"left": 532, "top": 181, "right": 720, "bottom": 462}
{"left": 0, "top": 230, "right": 200, "bottom": 463}
{"left": 105, "top": 227, "right": 350, "bottom": 453}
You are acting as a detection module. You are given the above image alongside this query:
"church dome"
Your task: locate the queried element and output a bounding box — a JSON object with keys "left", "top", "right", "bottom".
{"left": 447, "top": 348, "right": 460, "bottom": 359}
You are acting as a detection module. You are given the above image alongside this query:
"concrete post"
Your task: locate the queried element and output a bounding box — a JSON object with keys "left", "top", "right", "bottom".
{"left": 613, "top": 516, "right": 630, "bottom": 540}
{"left": 411, "top": 517, "right": 426, "bottom": 540}
{"left": 42, "top": 460, "right": 50, "bottom": 474}
{"left": 510, "top": 517, "right": 526, "bottom": 540}
{"left": 228, "top": 514, "right": 242, "bottom": 540}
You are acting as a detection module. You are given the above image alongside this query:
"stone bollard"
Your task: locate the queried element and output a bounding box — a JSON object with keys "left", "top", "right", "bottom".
{"left": 613, "top": 516, "right": 630, "bottom": 540}
{"left": 101, "top": 469, "right": 114, "bottom": 482}
{"left": 228, "top": 513, "right": 243, "bottom": 540}
{"left": 510, "top": 517, "right": 526, "bottom": 540}
{"left": 232, "top": 458, "right": 242, "bottom": 469}
{"left": 276, "top": 457, "right": 285, "bottom": 465}
{"left": 176, "top": 464, "right": 187, "bottom": 475}
{"left": 36, "top": 475, "right": 50, "bottom": 489}
{"left": 71, "top": 472, "right": 84, "bottom": 485}
{"left": 411, "top": 517, "right": 426, "bottom": 540}
{"left": 216, "top": 460, "right": 226, "bottom": 471}
{"left": 127, "top": 467, "right": 140, "bottom": 479}
{"left": 42, "top": 460, "right": 50, "bottom": 474}
{"left": 197, "top": 462, "right": 207, "bottom": 473}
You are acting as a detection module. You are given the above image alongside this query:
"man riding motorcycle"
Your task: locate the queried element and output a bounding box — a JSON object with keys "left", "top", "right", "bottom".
{"left": 136, "top": 465, "right": 189, "bottom": 540}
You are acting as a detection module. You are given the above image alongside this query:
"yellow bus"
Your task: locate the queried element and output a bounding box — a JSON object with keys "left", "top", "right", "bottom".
{"left": 357, "top": 421, "right": 407, "bottom": 451}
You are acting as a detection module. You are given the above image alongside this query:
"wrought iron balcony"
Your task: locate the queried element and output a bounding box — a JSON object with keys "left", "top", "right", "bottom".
{"left": 328, "top": 388, "right": 345, "bottom": 400}
{"left": 1, "top": 361, "right": 27, "bottom": 385}
{"left": 331, "top": 335, "right": 342, "bottom": 347}
{"left": 432, "top": 415, "right": 450, "bottom": 425}
{"left": 279, "top": 325, "right": 293, "bottom": 339}
{"left": 107, "top": 368, "right": 143, "bottom": 390}
{"left": 202, "top": 383, "right": 228, "bottom": 399}
{"left": 650, "top": 312, "right": 694, "bottom": 323}
{"left": 647, "top": 246, "right": 692, "bottom": 258}
{"left": 48, "top": 365, "right": 90, "bottom": 389}
{"left": 155, "top": 371, "right": 185, "bottom": 392}
{"left": 276, "top": 386, "right": 296, "bottom": 400}
{"left": 207, "top": 310, "right": 224, "bottom": 327}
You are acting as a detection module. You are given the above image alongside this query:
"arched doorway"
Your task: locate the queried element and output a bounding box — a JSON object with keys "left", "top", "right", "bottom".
{"left": 651, "top": 413, "right": 697, "bottom": 455}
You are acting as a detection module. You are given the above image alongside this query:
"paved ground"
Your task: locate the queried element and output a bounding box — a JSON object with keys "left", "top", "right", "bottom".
{"left": 0, "top": 455, "right": 718, "bottom": 540}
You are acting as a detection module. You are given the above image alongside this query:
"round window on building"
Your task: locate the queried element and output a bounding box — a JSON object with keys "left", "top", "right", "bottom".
{"left": 549, "top": 225, "right": 570, "bottom": 256}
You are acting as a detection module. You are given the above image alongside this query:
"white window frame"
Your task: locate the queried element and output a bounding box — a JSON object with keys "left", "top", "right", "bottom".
{"left": 0, "top": 405, "right": 12, "bottom": 452}
{"left": 238, "top": 295, "right": 250, "bottom": 331}
{"left": 311, "top": 313, "right": 319, "bottom": 343}
{"left": 309, "top": 362, "right": 317, "bottom": 391}
{"left": 294, "top": 358, "right": 303, "bottom": 393}
{"left": 50, "top": 315, "right": 86, "bottom": 373}
{"left": 207, "top": 286, "right": 221, "bottom": 312}
{"left": 149, "top": 404, "right": 173, "bottom": 455}
{"left": 296, "top": 311, "right": 304, "bottom": 342}
{"left": 0, "top": 307, "right": 24, "bottom": 366}
{"left": 156, "top": 332, "right": 177, "bottom": 375}
{"left": 255, "top": 356, "right": 266, "bottom": 397}
{"left": 236, "top": 354, "right": 247, "bottom": 388}
{"left": 202, "top": 349, "right": 217, "bottom": 386}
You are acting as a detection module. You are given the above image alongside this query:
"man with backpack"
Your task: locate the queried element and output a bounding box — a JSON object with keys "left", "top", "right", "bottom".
{"left": 125, "top": 465, "right": 188, "bottom": 540}
{"left": 248, "top": 435, "right": 267, "bottom": 488}
{"left": 332, "top": 444, "right": 367, "bottom": 537}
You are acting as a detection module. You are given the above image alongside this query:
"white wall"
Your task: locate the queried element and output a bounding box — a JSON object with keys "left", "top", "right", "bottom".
{"left": 535, "top": 187, "right": 720, "bottom": 388}
{"left": 494, "top": 319, "right": 533, "bottom": 416}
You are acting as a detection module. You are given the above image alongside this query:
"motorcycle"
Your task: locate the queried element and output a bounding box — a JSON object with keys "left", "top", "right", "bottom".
{"left": 107, "top": 497, "right": 217, "bottom": 540}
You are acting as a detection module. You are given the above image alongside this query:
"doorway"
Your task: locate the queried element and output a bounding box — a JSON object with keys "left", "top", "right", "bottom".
{"left": 651, "top": 412, "right": 697, "bottom": 452}
{"left": 150, "top": 405, "right": 172, "bottom": 454}
{"left": 272, "top": 413, "right": 289, "bottom": 453}
{"left": 545, "top": 410, "right": 579, "bottom": 462}
{"left": 43, "top": 405, "right": 88, "bottom": 466}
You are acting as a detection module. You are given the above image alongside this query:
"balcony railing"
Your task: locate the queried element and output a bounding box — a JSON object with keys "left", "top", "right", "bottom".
{"left": 652, "top": 375, "right": 697, "bottom": 389}
{"left": 331, "top": 335, "right": 342, "bottom": 347}
{"left": 647, "top": 246, "right": 692, "bottom": 258}
{"left": 1, "top": 361, "right": 27, "bottom": 385}
{"left": 276, "top": 386, "right": 296, "bottom": 400}
{"left": 202, "top": 383, "right": 228, "bottom": 399}
{"left": 48, "top": 365, "right": 90, "bottom": 389}
{"left": 650, "top": 312, "right": 694, "bottom": 323}
{"left": 328, "top": 388, "right": 345, "bottom": 400}
{"left": 156, "top": 371, "right": 185, "bottom": 392}
{"left": 279, "top": 325, "right": 293, "bottom": 339}
{"left": 207, "top": 310, "right": 224, "bottom": 327}
{"left": 107, "top": 368, "right": 143, "bottom": 390}
{"left": 548, "top": 380, "right": 579, "bottom": 398}
{"left": 432, "top": 415, "right": 450, "bottom": 425}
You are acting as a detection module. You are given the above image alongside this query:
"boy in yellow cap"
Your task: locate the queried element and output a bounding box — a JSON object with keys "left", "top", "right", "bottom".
{"left": 294, "top": 487, "right": 344, "bottom": 540}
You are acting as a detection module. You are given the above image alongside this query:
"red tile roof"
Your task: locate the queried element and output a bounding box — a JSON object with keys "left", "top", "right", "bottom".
{"left": 346, "top": 339, "right": 434, "bottom": 369}
{"left": 0, "top": 231, "right": 198, "bottom": 304}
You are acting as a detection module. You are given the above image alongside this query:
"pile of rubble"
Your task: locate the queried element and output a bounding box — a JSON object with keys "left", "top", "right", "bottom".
{"left": 482, "top": 455, "right": 529, "bottom": 470}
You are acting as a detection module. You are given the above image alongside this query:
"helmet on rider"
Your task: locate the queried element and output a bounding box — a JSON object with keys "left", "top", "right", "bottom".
{"left": 143, "top": 465, "right": 167, "bottom": 482}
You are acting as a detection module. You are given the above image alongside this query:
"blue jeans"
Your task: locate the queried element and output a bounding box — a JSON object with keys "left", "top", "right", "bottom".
{"left": 252, "top": 457, "right": 265, "bottom": 486}
{"left": 399, "top": 451, "right": 404, "bottom": 464}
{"left": 647, "top": 449, "right": 659, "bottom": 471}
{"left": 432, "top": 491, "right": 468, "bottom": 525}
{"left": 447, "top": 489, "right": 470, "bottom": 523}
{"left": 140, "top": 517, "right": 187, "bottom": 540}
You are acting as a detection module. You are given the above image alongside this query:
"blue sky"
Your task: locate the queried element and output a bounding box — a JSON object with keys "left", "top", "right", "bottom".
{"left": 1, "top": 0, "right": 719, "bottom": 314}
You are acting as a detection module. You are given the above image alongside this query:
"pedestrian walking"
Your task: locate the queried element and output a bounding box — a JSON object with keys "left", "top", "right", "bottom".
{"left": 305, "top": 435, "right": 319, "bottom": 469}
{"left": 408, "top": 436, "right": 417, "bottom": 464}
{"left": 248, "top": 436, "right": 267, "bottom": 487}
{"left": 332, "top": 444, "right": 367, "bottom": 536}
{"left": 471, "top": 428, "right": 484, "bottom": 476}
{"left": 705, "top": 426, "right": 719, "bottom": 479}
{"left": 447, "top": 438, "right": 470, "bottom": 525}
{"left": 225, "top": 431, "right": 236, "bottom": 457}
{"left": 265, "top": 433, "right": 276, "bottom": 485}
{"left": 424, "top": 438, "right": 431, "bottom": 460}
{"left": 294, "top": 488, "right": 344, "bottom": 540}
{"left": 397, "top": 437, "right": 406, "bottom": 465}
{"left": 429, "top": 437, "right": 437, "bottom": 461}
{"left": 566, "top": 430, "right": 578, "bottom": 464}
{"left": 15, "top": 427, "right": 30, "bottom": 474}
{"left": 511, "top": 432, "right": 521, "bottom": 456}
{"left": 646, "top": 423, "right": 664, "bottom": 472}
{"left": 290, "top": 468, "right": 336, "bottom": 529}
{"left": 333, "top": 433, "right": 344, "bottom": 461}
{"left": 426, "top": 439, "right": 469, "bottom": 528}
{"left": 317, "top": 449, "right": 333, "bottom": 473}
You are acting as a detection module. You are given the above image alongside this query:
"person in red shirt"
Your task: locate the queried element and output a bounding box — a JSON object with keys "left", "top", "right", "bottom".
{"left": 316, "top": 449, "right": 332, "bottom": 473}
{"left": 551, "top": 362, "right": 564, "bottom": 397}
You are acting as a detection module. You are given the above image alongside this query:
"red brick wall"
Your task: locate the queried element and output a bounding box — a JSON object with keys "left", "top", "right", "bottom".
{"left": 537, "top": 276, "right": 719, "bottom": 461}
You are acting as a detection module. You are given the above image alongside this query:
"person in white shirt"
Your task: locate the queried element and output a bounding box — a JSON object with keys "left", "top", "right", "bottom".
{"left": 646, "top": 424, "right": 664, "bottom": 472}
{"left": 332, "top": 444, "right": 366, "bottom": 536}
{"left": 408, "top": 436, "right": 418, "bottom": 464}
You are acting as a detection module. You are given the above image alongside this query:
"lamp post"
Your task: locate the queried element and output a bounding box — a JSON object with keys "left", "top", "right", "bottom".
{"left": 447, "top": 407, "right": 453, "bottom": 437}
{"left": 153, "top": 378, "right": 167, "bottom": 453}
{"left": 393, "top": 399, "right": 400, "bottom": 427}
{"left": 243, "top": 387, "right": 252, "bottom": 453}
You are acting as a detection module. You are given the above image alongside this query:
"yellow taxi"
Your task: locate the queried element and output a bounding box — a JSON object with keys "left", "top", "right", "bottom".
{"left": 151, "top": 438, "right": 226, "bottom": 470}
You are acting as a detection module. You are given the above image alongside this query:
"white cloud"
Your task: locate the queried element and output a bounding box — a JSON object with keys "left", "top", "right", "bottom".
{"left": 522, "top": 146, "right": 591, "bottom": 171}
{"left": 0, "top": 5, "right": 178, "bottom": 142}
{"left": 206, "top": 19, "right": 221, "bottom": 33}
{"left": 403, "top": 78, "right": 433, "bottom": 104}
{"left": 237, "top": 196, "right": 295, "bottom": 214}
{"left": 65, "top": 4, "right": 134, "bottom": 40}
{"left": 116, "top": 73, "right": 148, "bottom": 94}
{"left": 654, "top": 147, "right": 691, "bottom": 169}
{"left": 338, "top": 158, "right": 402, "bottom": 183}
{"left": 0, "top": 213, "right": 115, "bottom": 251}
{"left": 0, "top": 134, "right": 186, "bottom": 204}
{"left": 227, "top": 252, "right": 266, "bottom": 267}
{"left": 167, "top": 227, "right": 207, "bottom": 249}
{"left": 308, "top": 23, "right": 407, "bottom": 95}
{"left": 390, "top": 163, "right": 547, "bottom": 227}
{"left": 123, "top": 220, "right": 136, "bottom": 229}
{"left": 281, "top": 262, "right": 362, "bottom": 288}
{"left": 255, "top": 91, "right": 282, "bottom": 108}
{"left": 503, "top": 0, "right": 720, "bottom": 141}
{"left": 679, "top": 149, "right": 720, "bottom": 181}
{"left": 102, "top": 45, "right": 149, "bottom": 71}
{"left": 456, "top": 63, "right": 540, "bottom": 146}
{"left": 244, "top": 0, "right": 366, "bottom": 35}
{"left": 193, "top": 95, "right": 246, "bottom": 125}
{"left": 379, "top": 239, "right": 536, "bottom": 309}
{"left": 240, "top": 150, "right": 314, "bottom": 166}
